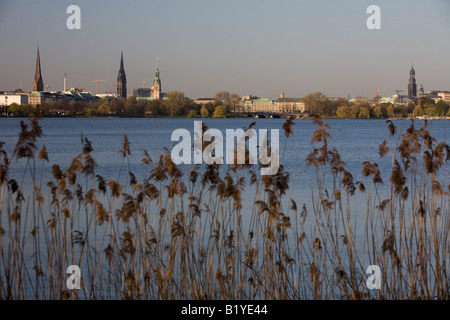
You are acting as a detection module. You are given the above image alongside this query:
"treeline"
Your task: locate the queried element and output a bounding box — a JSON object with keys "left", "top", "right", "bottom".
{"left": 2, "top": 91, "right": 239, "bottom": 118}
{"left": 303, "top": 92, "right": 450, "bottom": 119}
{"left": 3, "top": 90, "right": 449, "bottom": 119}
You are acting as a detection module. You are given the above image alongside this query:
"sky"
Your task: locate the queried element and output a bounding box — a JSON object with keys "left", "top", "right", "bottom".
{"left": 0, "top": 0, "right": 449, "bottom": 99}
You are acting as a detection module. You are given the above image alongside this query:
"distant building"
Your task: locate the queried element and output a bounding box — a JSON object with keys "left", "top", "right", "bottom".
{"left": 194, "top": 98, "right": 215, "bottom": 105}
{"left": 436, "top": 91, "right": 450, "bottom": 104}
{"left": 133, "top": 88, "right": 152, "bottom": 98}
{"left": 134, "top": 65, "right": 165, "bottom": 101}
{"left": 29, "top": 91, "right": 54, "bottom": 106}
{"left": 28, "top": 90, "right": 97, "bottom": 106}
{"left": 241, "top": 95, "right": 259, "bottom": 102}
{"left": 248, "top": 98, "right": 275, "bottom": 113}
{"left": 32, "top": 46, "right": 44, "bottom": 92}
{"left": 117, "top": 51, "right": 127, "bottom": 98}
{"left": 426, "top": 91, "right": 450, "bottom": 104}
{"left": 0, "top": 93, "right": 29, "bottom": 106}
{"left": 152, "top": 66, "right": 162, "bottom": 100}
{"left": 408, "top": 65, "right": 417, "bottom": 98}
{"left": 69, "top": 90, "right": 97, "bottom": 101}
{"left": 378, "top": 97, "right": 397, "bottom": 104}
{"left": 275, "top": 94, "right": 305, "bottom": 113}
{"left": 95, "top": 93, "right": 116, "bottom": 100}
{"left": 239, "top": 94, "right": 304, "bottom": 113}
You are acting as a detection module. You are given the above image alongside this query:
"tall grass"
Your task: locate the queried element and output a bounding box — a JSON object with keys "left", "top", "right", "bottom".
{"left": 0, "top": 111, "right": 449, "bottom": 300}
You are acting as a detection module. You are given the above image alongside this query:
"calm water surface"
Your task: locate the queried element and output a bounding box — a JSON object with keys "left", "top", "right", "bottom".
{"left": 1, "top": 117, "right": 448, "bottom": 192}
{"left": 0, "top": 117, "right": 448, "bottom": 298}
{"left": 1, "top": 117, "right": 448, "bottom": 229}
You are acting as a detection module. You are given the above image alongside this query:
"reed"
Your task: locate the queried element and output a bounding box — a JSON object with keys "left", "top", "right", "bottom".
{"left": 0, "top": 111, "right": 448, "bottom": 300}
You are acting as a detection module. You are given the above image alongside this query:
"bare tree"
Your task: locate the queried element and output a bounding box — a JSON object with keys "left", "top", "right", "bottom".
{"left": 164, "top": 91, "right": 185, "bottom": 117}
{"left": 214, "top": 91, "right": 231, "bottom": 111}
{"left": 302, "top": 92, "right": 331, "bottom": 114}
{"left": 231, "top": 93, "right": 241, "bottom": 113}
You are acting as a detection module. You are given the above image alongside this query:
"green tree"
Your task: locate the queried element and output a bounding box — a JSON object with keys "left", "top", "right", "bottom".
{"left": 7, "top": 103, "right": 20, "bottom": 116}
{"left": 329, "top": 98, "right": 348, "bottom": 116}
{"left": 349, "top": 105, "right": 359, "bottom": 119}
{"left": 336, "top": 106, "right": 357, "bottom": 119}
{"left": 396, "top": 105, "right": 408, "bottom": 118}
{"left": 85, "top": 107, "right": 96, "bottom": 117}
{"left": 373, "top": 105, "right": 384, "bottom": 118}
{"left": 187, "top": 109, "right": 198, "bottom": 118}
{"left": 406, "top": 102, "right": 416, "bottom": 114}
{"left": 434, "top": 100, "right": 449, "bottom": 117}
{"left": 98, "top": 104, "right": 110, "bottom": 115}
{"left": 205, "top": 103, "right": 215, "bottom": 114}
{"left": 419, "top": 97, "right": 435, "bottom": 108}
{"left": 358, "top": 107, "right": 370, "bottom": 119}
{"left": 212, "top": 105, "right": 227, "bottom": 118}
{"left": 386, "top": 105, "right": 395, "bottom": 118}
{"left": 7, "top": 103, "right": 34, "bottom": 117}
{"left": 413, "top": 105, "right": 425, "bottom": 117}
{"left": 201, "top": 105, "right": 209, "bottom": 118}
{"left": 425, "top": 106, "right": 436, "bottom": 117}
{"left": 336, "top": 106, "right": 347, "bottom": 119}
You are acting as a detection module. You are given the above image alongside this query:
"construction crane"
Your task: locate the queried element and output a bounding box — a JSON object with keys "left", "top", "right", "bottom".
{"left": 93, "top": 80, "right": 108, "bottom": 95}
{"left": 420, "top": 84, "right": 425, "bottom": 95}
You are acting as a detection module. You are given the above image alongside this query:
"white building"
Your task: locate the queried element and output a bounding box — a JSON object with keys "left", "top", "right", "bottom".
{"left": 437, "top": 91, "right": 450, "bottom": 104}
{"left": 274, "top": 97, "right": 306, "bottom": 113}
{"left": 0, "top": 93, "right": 29, "bottom": 106}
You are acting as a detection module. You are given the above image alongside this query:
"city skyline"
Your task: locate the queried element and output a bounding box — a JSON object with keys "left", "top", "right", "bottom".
{"left": 1, "top": 0, "right": 450, "bottom": 99}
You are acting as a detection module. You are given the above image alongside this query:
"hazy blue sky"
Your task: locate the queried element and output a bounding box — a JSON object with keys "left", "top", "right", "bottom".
{"left": 1, "top": 0, "right": 449, "bottom": 99}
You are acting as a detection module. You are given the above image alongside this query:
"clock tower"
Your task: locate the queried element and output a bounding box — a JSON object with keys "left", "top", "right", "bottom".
{"left": 152, "top": 66, "right": 161, "bottom": 100}
{"left": 408, "top": 65, "right": 417, "bottom": 98}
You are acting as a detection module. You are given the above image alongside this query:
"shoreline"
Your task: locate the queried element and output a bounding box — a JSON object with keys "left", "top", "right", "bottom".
{"left": 1, "top": 115, "right": 449, "bottom": 120}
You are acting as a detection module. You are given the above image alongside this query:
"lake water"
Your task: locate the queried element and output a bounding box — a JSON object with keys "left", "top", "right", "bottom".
{"left": 0, "top": 117, "right": 448, "bottom": 299}
{"left": 1, "top": 117, "right": 448, "bottom": 196}
{"left": 1, "top": 117, "right": 449, "bottom": 230}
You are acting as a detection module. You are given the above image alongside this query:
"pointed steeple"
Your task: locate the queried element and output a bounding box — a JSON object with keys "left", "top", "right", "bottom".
{"left": 33, "top": 45, "right": 44, "bottom": 92}
{"left": 117, "top": 50, "right": 127, "bottom": 98}
{"left": 120, "top": 50, "right": 125, "bottom": 72}
{"left": 154, "top": 57, "right": 160, "bottom": 84}
{"left": 152, "top": 61, "right": 161, "bottom": 100}
{"left": 154, "top": 67, "right": 160, "bottom": 83}
{"left": 408, "top": 64, "right": 417, "bottom": 98}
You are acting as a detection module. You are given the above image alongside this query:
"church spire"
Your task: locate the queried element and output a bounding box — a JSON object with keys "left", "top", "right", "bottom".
{"left": 408, "top": 64, "right": 417, "bottom": 98}
{"left": 120, "top": 50, "right": 125, "bottom": 72}
{"left": 117, "top": 50, "right": 127, "bottom": 98}
{"left": 152, "top": 58, "right": 161, "bottom": 100}
{"left": 154, "top": 57, "right": 160, "bottom": 82}
{"left": 33, "top": 45, "right": 44, "bottom": 92}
